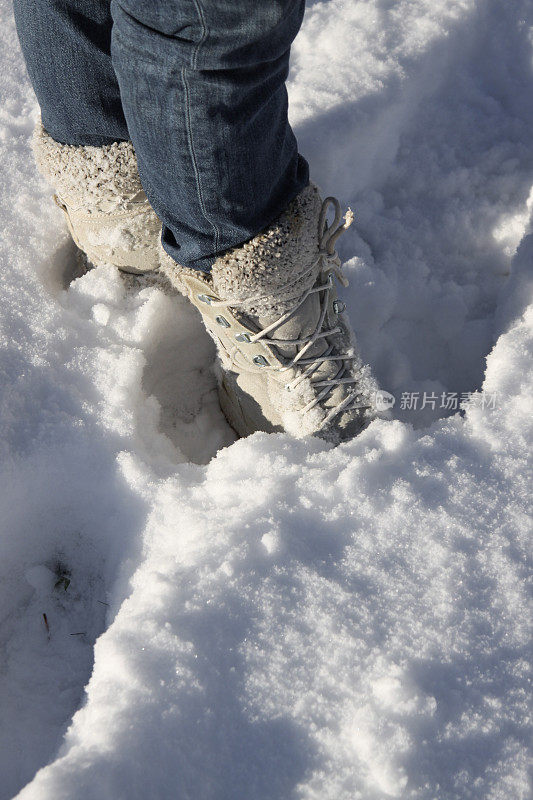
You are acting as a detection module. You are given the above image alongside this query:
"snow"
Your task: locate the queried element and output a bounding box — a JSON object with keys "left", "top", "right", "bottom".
{"left": 0, "top": 0, "right": 532, "bottom": 798}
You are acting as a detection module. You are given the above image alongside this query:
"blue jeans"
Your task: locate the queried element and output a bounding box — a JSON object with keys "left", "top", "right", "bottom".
{"left": 14, "top": 0, "right": 309, "bottom": 271}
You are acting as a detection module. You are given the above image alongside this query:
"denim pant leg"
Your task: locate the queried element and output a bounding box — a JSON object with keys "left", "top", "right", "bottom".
{"left": 110, "top": 0, "right": 309, "bottom": 271}
{"left": 13, "top": 0, "right": 128, "bottom": 146}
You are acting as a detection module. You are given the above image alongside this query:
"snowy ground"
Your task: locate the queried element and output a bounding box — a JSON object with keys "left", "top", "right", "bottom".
{"left": 0, "top": 0, "right": 532, "bottom": 798}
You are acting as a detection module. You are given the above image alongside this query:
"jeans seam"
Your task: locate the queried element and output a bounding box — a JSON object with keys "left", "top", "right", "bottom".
{"left": 191, "top": 0, "right": 208, "bottom": 70}
{"left": 183, "top": 0, "right": 220, "bottom": 257}
{"left": 181, "top": 66, "right": 220, "bottom": 258}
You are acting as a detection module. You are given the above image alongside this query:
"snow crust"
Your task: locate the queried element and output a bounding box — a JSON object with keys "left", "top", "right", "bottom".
{"left": 0, "top": 0, "right": 531, "bottom": 798}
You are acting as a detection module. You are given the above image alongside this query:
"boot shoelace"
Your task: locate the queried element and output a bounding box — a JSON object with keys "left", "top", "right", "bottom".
{"left": 210, "top": 197, "right": 372, "bottom": 428}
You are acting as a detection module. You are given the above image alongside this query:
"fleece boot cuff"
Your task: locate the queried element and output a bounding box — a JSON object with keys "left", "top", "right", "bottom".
{"left": 33, "top": 123, "right": 161, "bottom": 273}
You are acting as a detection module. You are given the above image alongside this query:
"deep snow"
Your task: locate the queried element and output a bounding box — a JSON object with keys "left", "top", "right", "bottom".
{"left": 0, "top": 0, "right": 532, "bottom": 798}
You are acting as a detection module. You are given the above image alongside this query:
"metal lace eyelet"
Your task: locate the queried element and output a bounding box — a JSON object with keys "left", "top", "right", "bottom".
{"left": 253, "top": 355, "right": 269, "bottom": 367}
{"left": 198, "top": 293, "right": 216, "bottom": 305}
{"left": 235, "top": 333, "right": 251, "bottom": 343}
{"left": 333, "top": 300, "right": 346, "bottom": 314}
{"left": 215, "top": 316, "right": 230, "bottom": 328}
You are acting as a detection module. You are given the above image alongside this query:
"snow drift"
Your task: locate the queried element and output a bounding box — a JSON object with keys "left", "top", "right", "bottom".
{"left": 0, "top": 0, "right": 531, "bottom": 798}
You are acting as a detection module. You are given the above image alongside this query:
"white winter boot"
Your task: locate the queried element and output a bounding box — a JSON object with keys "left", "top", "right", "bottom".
{"left": 160, "top": 183, "right": 378, "bottom": 443}
{"left": 33, "top": 123, "right": 161, "bottom": 274}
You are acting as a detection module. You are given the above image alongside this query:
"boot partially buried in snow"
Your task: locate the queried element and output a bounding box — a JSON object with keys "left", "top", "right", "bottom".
{"left": 160, "top": 183, "right": 378, "bottom": 443}
{"left": 33, "top": 123, "right": 161, "bottom": 274}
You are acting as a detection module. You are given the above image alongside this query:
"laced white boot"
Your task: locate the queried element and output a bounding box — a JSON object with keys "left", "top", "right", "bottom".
{"left": 33, "top": 123, "right": 161, "bottom": 274}
{"left": 160, "top": 183, "right": 378, "bottom": 443}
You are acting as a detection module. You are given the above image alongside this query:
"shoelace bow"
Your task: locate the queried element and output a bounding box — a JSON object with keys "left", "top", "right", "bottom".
{"left": 211, "top": 197, "right": 371, "bottom": 427}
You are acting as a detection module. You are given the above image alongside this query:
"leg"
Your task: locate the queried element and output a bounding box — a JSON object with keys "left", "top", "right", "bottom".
{"left": 133, "top": 2, "right": 378, "bottom": 441}
{"left": 14, "top": 0, "right": 128, "bottom": 145}
{"left": 14, "top": 0, "right": 160, "bottom": 272}
{"left": 110, "top": 0, "right": 309, "bottom": 271}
